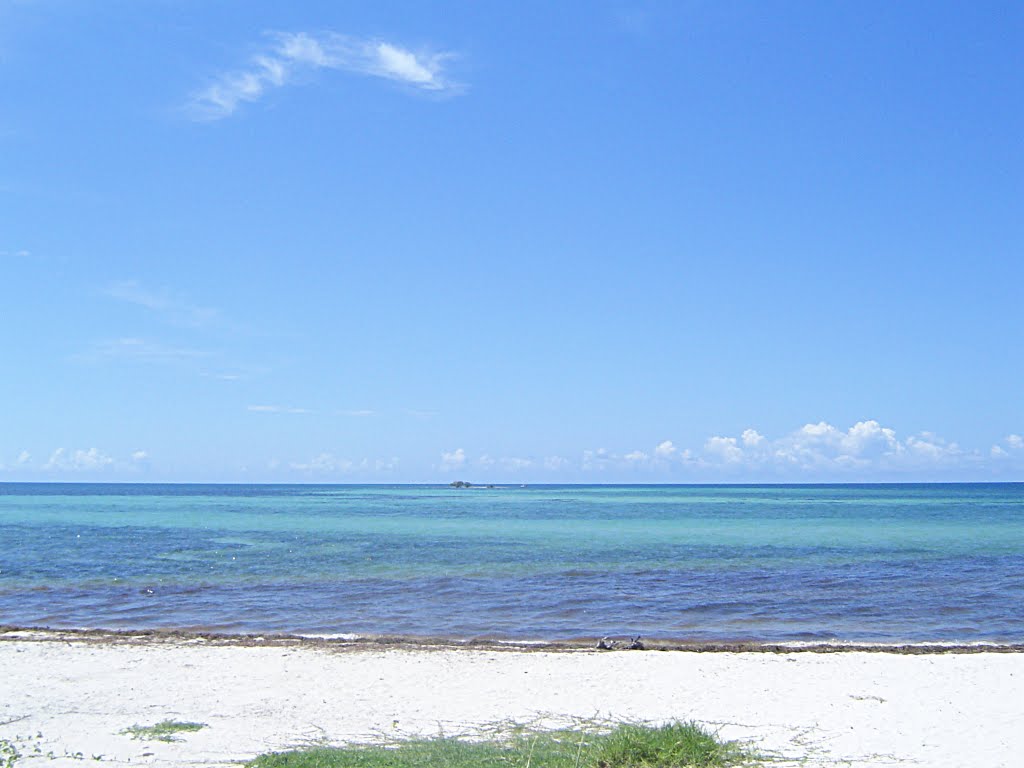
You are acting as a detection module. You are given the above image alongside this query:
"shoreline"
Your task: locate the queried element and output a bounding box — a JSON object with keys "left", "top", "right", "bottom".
{"left": 4, "top": 625, "right": 1024, "bottom": 654}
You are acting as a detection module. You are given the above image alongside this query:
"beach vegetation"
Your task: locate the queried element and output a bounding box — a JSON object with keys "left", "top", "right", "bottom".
{"left": 120, "top": 720, "right": 206, "bottom": 742}
{"left": 249, "top": 721, "right": 754, "bottom": 768}
{"left": 0, "top": 738, "right": 18, "bottom": 768}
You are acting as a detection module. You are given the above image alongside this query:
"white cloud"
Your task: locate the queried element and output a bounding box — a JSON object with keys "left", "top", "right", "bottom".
{"left": 247, "top": 404, "right": 311, "bottom": 414}
{"left": 654, "top": 440, "right": 677, "bottom": 458}
{"left": 0, "top": 249, "right": 31, "bottom": 258}
{"left": 695, "top": 420, "right": 982, "bottom": 476}
{"left": 904, "top": 432, "right": 960, "bottom": 461}
{"left": 337, "top": 409, "right": 374, "bottom": 417}
{"left": 763, "top": 420, "right": 903, "bottom": 471}
{"left": 106, "top": 280, "right": 218, "bottom": 327}
{"left": 44, "top": 447, "right": 114, "bottom": 472}
{"left": 1007, "top": 434, "right": 1024, "bottom": 450}
{"left": 624, "top": 450, "right": 648, "bottom": 463}
{"left": 741, "top": 428, "right": 765, "bottom": 447}
{"left": 843, "top": 420, "right": 900, "bottom": 456}
{"left": 799, "top": 421, "right": 834, "bottom": 439}
{"left": 704, "top": 436, "right": 743, "bottom": 464}
{"left": 476, "top": 454, "right": 496, "bottom": 468}
{"left": 5, "top": 447, "right": 152, "bottom": 475}
{"left": 991, "top": 445, "right": 1009, "bottom": 458}
{"left": 440, "top": 448, "right": 466, "bottom": 471}
{"left": 190, "top": 31, "right": 460, "bottom": 120}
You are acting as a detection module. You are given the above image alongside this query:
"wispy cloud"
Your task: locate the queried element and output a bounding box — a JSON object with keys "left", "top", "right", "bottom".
{"left": 0, "top": 450, "right": 33, "bottom": 471}
{"left": 202, "top": 372, "right": 244, "bottom": 381}
{"left": 582, "top": 448, "right": 618, "bottom": 472}
{"left": 247, "top": 404, "right": 311, "bottom": 414}
{"left": 190, "top": 31, "right": 461, "bottom": 120}
{"left": 543, "top": 455, "right": 569, "bottom": 471}
{"left": 248, "top": 405, "right": 375, "bottom": 416}
{"left": 500, "top": 456, "right": 533, "bottom": 471}
{"left": 470, "top": 454, "right": 535, "bottom": 472}
{"left": 288, "top": 453, "right": 399, "bottom": 475}
{"left": 106, "top": 280, "right": 219, "bottom": 328}
{"left": 0, "top": 249, "right": 31, "bottom": 258}
{"left": 80, "top": 337, "right": 209, "bottom": 363}
{"left": 290, "top": 452, "right": 352, "bottom": 473}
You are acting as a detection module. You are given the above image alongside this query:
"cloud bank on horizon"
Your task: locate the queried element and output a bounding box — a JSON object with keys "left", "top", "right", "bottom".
{"left": 4, "top": 421, "right": 1023, "bottom": 482}
{"left": 189, "top": 31, "right": 460, "bottom": 120}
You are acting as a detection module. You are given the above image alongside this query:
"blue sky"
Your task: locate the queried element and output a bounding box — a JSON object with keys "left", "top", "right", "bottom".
{"left": 1, "top": 0, "right": 1022, "bottom": 482}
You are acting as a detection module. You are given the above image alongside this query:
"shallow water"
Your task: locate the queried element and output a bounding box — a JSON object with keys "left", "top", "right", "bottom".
{"left": 1, "top": 483, "right": 1022, "bottom": 642}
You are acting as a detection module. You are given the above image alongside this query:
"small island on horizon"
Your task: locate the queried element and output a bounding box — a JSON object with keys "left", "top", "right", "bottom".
{"left": 450, "top": 480, "right": 505, "bottom": 489}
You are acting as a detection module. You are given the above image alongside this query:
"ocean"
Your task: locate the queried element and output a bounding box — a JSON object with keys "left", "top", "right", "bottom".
{"left": 1, "top": 483, "right": 1022, "bottom": 643}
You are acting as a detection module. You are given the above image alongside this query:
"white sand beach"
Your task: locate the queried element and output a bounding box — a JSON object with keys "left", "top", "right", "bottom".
{"left": 1, "top": 633, "right": 1022, "bottom": 768}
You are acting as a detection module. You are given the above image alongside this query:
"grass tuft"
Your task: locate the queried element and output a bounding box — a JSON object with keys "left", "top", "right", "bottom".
{"left": 591, "top": 722, "right": 744, "bottom": 767}
{"left": 248, "top": 721, "right": 755, "bottom": 768}
{"left": 121, "top": 720, "right": 206, "bottom": 743}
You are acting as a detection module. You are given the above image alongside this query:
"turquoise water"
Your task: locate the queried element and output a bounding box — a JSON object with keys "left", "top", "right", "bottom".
{"left": 1, "top": 483, "right": 1022, "bottom": 642}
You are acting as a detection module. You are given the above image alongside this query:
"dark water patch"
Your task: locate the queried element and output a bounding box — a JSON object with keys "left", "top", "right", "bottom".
{"left": 2, "top": 558, "right": 1023, "bottom": 642}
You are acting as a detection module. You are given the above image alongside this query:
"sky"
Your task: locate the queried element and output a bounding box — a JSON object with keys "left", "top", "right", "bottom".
{"left": 1, "top": 0, "right": 1022, "bottom": 483}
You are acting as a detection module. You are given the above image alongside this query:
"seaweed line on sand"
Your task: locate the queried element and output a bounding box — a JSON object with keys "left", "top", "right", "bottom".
{"left": 2, "top": 625, "right": 1022, "bottom": 655}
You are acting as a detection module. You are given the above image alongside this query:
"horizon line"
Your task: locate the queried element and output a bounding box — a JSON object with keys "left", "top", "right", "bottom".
{"left": 1, "top": 480, "right": 1022, "bottom": 487}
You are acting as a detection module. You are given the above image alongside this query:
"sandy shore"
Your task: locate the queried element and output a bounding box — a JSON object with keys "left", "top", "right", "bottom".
{"left": 1, "top": 632, "right": 1022, "bottom": 768}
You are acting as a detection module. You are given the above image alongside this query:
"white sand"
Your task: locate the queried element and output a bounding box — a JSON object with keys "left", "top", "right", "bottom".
{"left": 2, "top": 636, "right": 1022, "bottom": 768}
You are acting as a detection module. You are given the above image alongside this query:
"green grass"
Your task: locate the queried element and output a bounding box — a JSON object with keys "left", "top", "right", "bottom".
{"left": 0, "top": 738, "right": 19, "bottom": 768}
{"left": 248, "top": 722, "right": 755, "bottom": 768}
{"left": 120, "top": 720, "right": 206, "bottom": 742}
